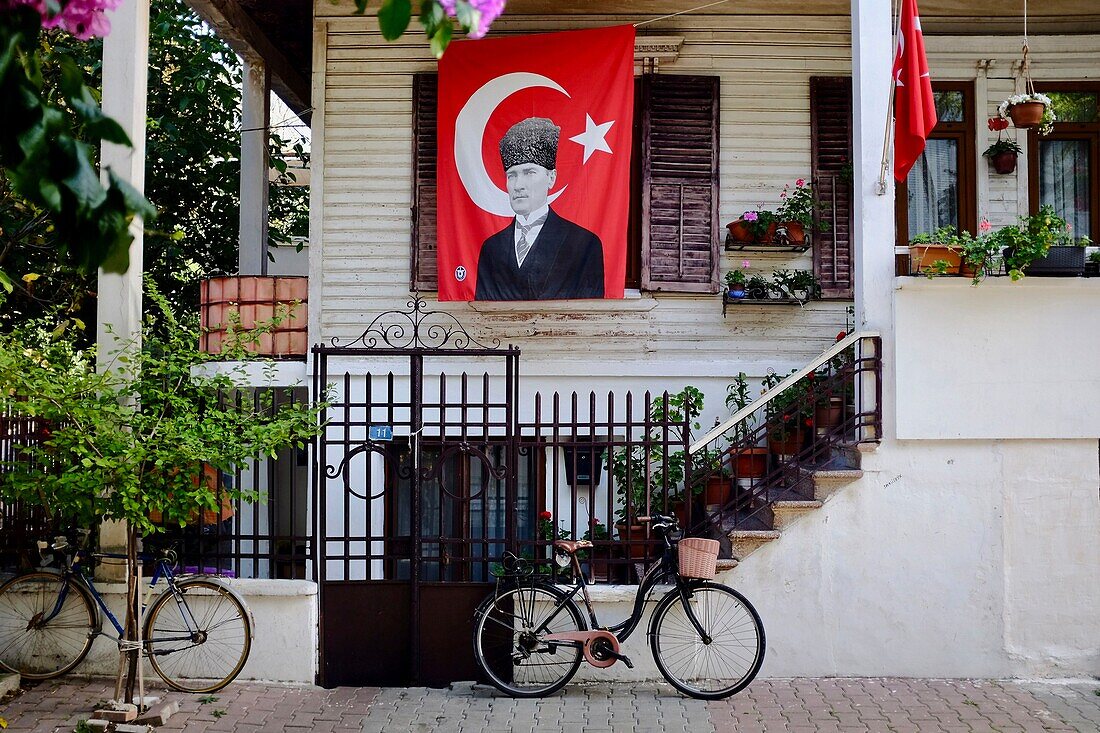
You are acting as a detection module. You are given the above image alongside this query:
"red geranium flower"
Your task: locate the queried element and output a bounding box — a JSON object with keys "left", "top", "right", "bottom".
{"left": 538, "top": 510, "right": 552, "bottom": 521}
{"left": 836, "top": 331, "right": 847, "bottom": 341}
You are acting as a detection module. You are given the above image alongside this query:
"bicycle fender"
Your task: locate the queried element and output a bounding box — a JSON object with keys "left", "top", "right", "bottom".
{"left": 182, "top": 577, "right": 256, "bottom": 640}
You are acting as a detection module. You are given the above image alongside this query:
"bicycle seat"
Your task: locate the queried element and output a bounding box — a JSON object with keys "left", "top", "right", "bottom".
{"left": 553, "top": 539, "right": 593, "bottom": 555}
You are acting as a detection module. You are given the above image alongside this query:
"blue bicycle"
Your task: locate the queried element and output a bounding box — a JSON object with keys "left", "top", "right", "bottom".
{"left": 0, "top": 533, "right": 252, "bottom": 693}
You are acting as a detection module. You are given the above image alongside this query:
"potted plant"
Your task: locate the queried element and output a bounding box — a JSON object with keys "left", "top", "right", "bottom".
{"left": 998, "top": 92, "right": 1056, "bottom": 135}
{"left": 774, "top": 178, "right": 819, "bottom": 245}
{"left": 761, "top": 369, "right": 812, "bottom": 457}
{"left": 958, "top": 222, "right": 1000, "bottom": 284}
{"left": 724, "top": 260, "right": 750, "bottom": 299}
{"left": 995, "top": 206, "right": 1086, "bottom": 279}
{"left": 787, "top": 270, "right": 820, "bottom": 302}
{"left": 725, "top": 373, "right": 768, "bottom": 482}
{"left": 727, "top": 209, "right": 777, "bottom": 244}
{"left": 908, "top": 227, "right": 964, "bottom": 276}
{"left": 1086, "top": 249, "right": 1100, "bottom": 278}
{"left": 745, "top": 274, "right": 770, "bottom": 300}
{"left": 983, "top": 139, "right": 1023, "bottom": 175}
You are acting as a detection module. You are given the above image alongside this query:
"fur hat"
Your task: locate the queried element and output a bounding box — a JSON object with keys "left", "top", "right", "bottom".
{"left": 499, "top": 117, "right": 560, "bottom": 171}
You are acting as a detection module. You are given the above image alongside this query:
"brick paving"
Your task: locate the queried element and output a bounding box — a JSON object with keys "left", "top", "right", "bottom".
{"left": 1, "top": 677, "right": 1098, "bottom": 732}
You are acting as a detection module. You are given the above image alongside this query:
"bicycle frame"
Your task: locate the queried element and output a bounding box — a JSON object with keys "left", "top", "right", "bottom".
{"left": 40, "top": 550, "right": 201, "bottom": 647}
{"left": 521, "top": 529, "right": 712, "bottom": 650}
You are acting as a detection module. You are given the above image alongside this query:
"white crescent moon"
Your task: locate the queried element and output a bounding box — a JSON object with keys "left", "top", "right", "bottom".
{"left": 454, "top": 72, "right": 570, "bottom": 217}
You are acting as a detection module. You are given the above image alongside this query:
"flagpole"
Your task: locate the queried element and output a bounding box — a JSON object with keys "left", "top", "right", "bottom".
{"left": 877, "top": 0, "right": 903, "bottom": 195}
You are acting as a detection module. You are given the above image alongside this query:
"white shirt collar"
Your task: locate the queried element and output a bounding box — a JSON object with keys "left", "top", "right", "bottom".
{"left": 515, "top": 204, "right": 550, "bottom": 227}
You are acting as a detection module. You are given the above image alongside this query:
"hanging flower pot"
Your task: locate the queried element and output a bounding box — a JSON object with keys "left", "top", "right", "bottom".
{"left": 990, "top": 151, "right": 1018, "bottom": 174}
{"left": 1008, "top": 102, "right": 1044, "bottom": 129}
{"left": 726, "top": 219, "right": 754, "bottom": 243}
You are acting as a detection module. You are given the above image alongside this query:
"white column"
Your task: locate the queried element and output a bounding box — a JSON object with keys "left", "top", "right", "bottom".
{"left": 96, "top": 0, "right": 149, "bottom": 369}
{"left": 239, "top": 58, "right": 270, "bottom": 275}
{"left": 96, "top": 0, "right": 150, "bottom": 569}
{"left": 850, "top": 0, "right": 896, "bottom": 439}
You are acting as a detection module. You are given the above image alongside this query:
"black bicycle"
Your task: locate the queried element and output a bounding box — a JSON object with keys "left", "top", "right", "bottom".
{"left": 472, "top": 514, "right": 765, "bottom": 699}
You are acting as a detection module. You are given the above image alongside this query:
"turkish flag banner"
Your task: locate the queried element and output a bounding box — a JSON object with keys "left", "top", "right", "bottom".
{"left": 437, "top": 26, "right": 635, "bottom": 301}
{"left": 892, "top": 0, "right": 937, "bottom": 181}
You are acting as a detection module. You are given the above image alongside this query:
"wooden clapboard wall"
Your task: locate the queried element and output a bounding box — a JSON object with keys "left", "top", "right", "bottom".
{"left": 315, "top": 12, "right": 856, "bottom": 381}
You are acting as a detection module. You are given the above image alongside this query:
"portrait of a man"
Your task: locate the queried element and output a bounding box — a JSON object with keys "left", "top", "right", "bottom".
{"left": 475, "top": 118, "right": 604, "bottom": 301}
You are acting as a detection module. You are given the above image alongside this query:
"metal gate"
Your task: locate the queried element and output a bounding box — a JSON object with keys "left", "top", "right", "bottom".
{"left": 313, "top": 298, "right": 522, "bottom": 687}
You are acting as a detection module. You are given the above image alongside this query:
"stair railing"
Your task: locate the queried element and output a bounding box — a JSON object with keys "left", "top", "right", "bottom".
{"left": 683, "top": 332, "right": 882, "bottom": 534}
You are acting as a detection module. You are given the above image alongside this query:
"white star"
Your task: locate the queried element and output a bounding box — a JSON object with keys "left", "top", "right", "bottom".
{"left": 568, "top": 114, "right": 615, "bottom": 164}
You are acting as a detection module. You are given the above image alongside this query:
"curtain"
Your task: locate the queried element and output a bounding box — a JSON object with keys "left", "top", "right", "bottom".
{"left": 906, "top": 138, "right": 959, "bottom": 239}
{"left": 1040, "top": 140, "right": 1091, "bottom": 240}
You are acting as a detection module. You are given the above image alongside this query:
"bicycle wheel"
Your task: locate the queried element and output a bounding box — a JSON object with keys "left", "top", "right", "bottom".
{"left": 650, "top": 582, "right": 765, "bottom": 699}
{"left": 0, "top": 572, "right": 96, "bottom": 679}
{"left": 473, "top": 582, "right": 586, "bottom": 698}
{"left": 144, "top": 579, "right": 251, "bottom": 693}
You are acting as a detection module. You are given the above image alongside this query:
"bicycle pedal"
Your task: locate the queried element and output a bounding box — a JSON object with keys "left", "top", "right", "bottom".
{"left": 607, "top": 650, "right": 633, "bottom": 669}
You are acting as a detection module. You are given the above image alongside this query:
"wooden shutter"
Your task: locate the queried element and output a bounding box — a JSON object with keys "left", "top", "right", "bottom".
{"left": 411, "top": 72, "right": 438, "bottom": 291}
{"left": 810, "top": 77, "right": 853, "bottom": 299}
{"left": 641, "top": 75, "right": 721, "bottom": 293}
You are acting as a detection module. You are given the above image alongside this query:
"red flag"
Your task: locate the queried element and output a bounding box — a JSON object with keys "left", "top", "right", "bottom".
{"left": 437, "top": 26, "right": 635, "bottom": 301}
{"left": 892, "top": 0, "right": 937, "bottom": 181}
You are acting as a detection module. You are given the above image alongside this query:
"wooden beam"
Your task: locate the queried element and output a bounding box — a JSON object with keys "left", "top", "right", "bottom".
{"left": 184, "top": 0, "right": 310, "bottom": 118}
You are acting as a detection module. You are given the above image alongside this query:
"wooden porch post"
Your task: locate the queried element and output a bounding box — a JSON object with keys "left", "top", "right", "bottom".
{"left": 239, "top": 58, "right": 271, "bottom": 275}
{"left": 96, "top": 0, "right": 150, "bottom": 570}
{"left": 851, "top": 0, "right": 896, "bottom": 440}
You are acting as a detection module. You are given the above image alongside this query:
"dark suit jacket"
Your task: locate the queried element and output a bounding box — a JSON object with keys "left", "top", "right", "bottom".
{"left": 474, "top": 209, "right": 605, "bottom": 301}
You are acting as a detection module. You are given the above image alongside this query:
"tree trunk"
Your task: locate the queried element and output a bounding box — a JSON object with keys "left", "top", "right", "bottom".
{"left": 113, "top": 525, "right": 141, "bottom": 705}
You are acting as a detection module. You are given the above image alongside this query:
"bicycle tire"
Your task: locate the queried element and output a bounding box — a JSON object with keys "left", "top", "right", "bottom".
{"left": 144, "top": 578, "right": 252, "bottom": 693}
{"left": 0, "top": 571, "right": 97, "bottom": 680}
{"left": 472, "top": 582, "right": 586, "bottom": 698}
{"left": 649, "top": 581, "right": 765, "bottom": 700}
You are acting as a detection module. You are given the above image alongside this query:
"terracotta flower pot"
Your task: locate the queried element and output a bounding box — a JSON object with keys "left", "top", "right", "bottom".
{"left": 761, "top": 222, "right": 777, "bottom": 244}
{"left": 1008, "top": 102, "right": 1045, "bottom": 130}
{"left": 989, "top": 151, "right": 1018, "bottom": 174}
{"left": 814, "top": 397, "right": 845, "bottom": 430}
{"left": 726, "top": 219, "right": 754, "bottom": 243}
{"left": 959, "top": 261, "right": 981, "bottom": 279}
{"left": 769, "top": 428, "right": 805, "bottom": 457}
{"left": 615, "top": 523, "right": 648, "bottom": 560}
{"left": 703, "top": 475, "right": 732, "bottom": 506}
{"left": 730, "top": 446, "right": 769, "bottom": 479}
{"left": 908, "top": 244, "right": 962, "bottom": 276}
{"left": 775, "top": 221, "right": 807, "bottom": 245}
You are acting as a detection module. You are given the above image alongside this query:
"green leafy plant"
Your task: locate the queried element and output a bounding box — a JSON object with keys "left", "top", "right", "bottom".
{"left": 745, "top": 274, "right": 770, "bottom": 299}
{"left": 1088, "top": 250, "right": 1100, "bottom": 264}
{"left": 993, "top": 205, "right": 1072, "bottom": 281}
{"left": 775, "top": 178, "right": 822, "bottom": 230}
{"left": 725, "top": 372, "right": 760, "bottom": 443}
{"left": 760, "top": 369, "right": 813, "bottom": 441}
{"left": 610, "top": 387, "right": 702, "bottom": 524}
{"left": 740, "top": 209, "right": 776, "bottom": 241}
{"left": 350, "top": 0, "right": 507, "bottom": 58}
{"left": 769, "top": 269, "right": 819, "bottom": 300}
{"left": 983, "top": 139, "right": 1023, "bottom": 157}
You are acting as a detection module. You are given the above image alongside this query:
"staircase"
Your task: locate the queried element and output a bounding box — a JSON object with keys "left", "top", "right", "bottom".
{"left": 686, "top": 333, "right": 882, "bottom": 565}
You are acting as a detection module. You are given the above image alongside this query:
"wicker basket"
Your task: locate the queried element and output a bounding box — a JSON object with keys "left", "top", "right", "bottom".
{"left": 678, "top": 538, "right": 720, "bottom": 580}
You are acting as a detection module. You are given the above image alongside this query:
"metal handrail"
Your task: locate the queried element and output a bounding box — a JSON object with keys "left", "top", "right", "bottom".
{"left": 688, "top": 331, "right": 880, "bottom": 454}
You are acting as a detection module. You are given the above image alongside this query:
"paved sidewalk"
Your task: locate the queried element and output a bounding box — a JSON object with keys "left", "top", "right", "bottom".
{"left": 1, "top": 677, "right": 1098, "bottom": 732}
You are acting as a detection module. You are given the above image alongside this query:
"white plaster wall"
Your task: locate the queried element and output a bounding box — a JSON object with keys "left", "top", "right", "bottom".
{"left": 895, "top": 278, "right": 1100, "bottom": 440}
{"left": 75, "top": 579, "right": 317, "bottom": 684}
{"left": 588, "top": 439, "right": 1099, "bottom": 681}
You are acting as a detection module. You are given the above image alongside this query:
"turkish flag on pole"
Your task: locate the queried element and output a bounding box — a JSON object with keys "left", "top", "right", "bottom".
{"left": 437, "top": 26, "right": 635, "bottom": 301}
{"left": 892, "top": 0, "right": 937, "bottom": 181}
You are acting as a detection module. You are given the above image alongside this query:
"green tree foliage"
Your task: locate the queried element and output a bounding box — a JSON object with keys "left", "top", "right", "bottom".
{"left": 0, "top": 282, "right": 324, "bottom": 536}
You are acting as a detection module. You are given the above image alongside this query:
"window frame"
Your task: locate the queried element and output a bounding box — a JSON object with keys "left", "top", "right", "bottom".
{"left": 895, "top": 81, "right": 977, "bottom": 244}
{"left": 1027, "top": 81, "right": 1100, "bottom": 241}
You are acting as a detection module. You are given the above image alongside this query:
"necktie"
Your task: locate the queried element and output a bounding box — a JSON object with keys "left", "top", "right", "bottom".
{"left": 515, "top": 214, "right": 548, "bottom": 267}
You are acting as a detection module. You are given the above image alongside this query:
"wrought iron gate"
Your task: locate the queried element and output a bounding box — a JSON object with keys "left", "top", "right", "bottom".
{"left": 313, "top": 298, "right": 521, "bottom": 687}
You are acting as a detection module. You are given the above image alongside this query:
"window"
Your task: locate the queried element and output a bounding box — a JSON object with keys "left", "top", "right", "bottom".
{"left": 895, "top": 82, "right": 977, "bottom": 243}
{"left": 411, "top": 73, "right": 721, "bottom": 295}
{"left": 1028, "top": 84, "right": 1100, "bottom": 241}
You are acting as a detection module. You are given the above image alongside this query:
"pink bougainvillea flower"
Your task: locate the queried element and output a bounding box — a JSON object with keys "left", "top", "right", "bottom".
{"left": 979, "top": 219, "right": 992, "bottom": 232}
{"left": 438, "top": 0, "right": 506, "bottom": 38}
{"left": 10, "top": 0, "right": 122, "bottom": 39}
{"left": 743, "top": 211, "right": 758, "bottom": 222}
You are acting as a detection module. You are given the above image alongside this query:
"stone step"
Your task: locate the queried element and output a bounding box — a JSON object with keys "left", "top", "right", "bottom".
{"left": 811, "top": 469, "right": 864, "bottom": 501}
{"left": 715, "top": 558, "right": 739, "bottom": 573}
{"left": 770, "top": 500, "right": 824, "bottom": 530}
{"left": 728, "top": 530, "right": 781, "bottom": 559}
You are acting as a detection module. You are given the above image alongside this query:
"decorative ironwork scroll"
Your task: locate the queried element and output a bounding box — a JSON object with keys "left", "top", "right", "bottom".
{"left": 329, "top": 296, "right": 502, "bottom": 350}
